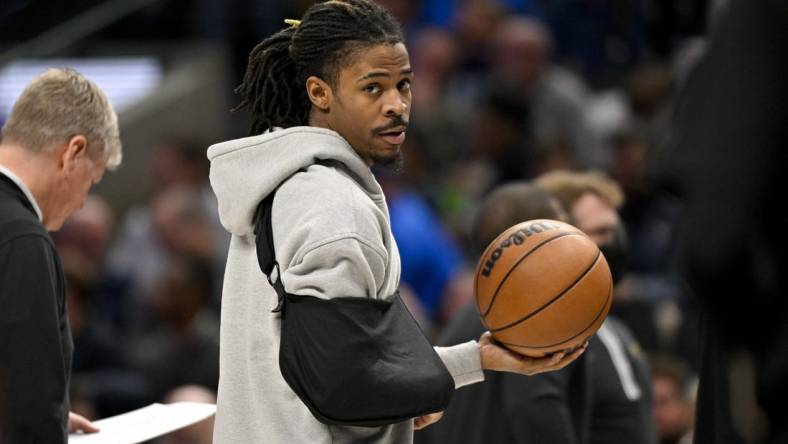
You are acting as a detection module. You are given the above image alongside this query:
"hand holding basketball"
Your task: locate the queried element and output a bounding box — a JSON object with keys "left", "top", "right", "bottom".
{"left": 478, "top": 331, "right": 587, "bottom": 376}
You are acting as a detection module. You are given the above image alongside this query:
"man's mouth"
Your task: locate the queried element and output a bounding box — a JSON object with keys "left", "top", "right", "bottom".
{"left": 377, "top": 127, "right": 406, "bottom": 145}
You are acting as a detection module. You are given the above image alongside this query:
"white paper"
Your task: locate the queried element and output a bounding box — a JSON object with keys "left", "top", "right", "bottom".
{"left": 68, "top": 402, "right": 216, "bottom": 444}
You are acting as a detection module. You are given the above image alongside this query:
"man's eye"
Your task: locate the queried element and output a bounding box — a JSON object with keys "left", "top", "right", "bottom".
{"left": 398, "top": 79, "right": 411, "bottom": 91}
{"left": 364, "top": 84, "right": 380, "bottom": 94}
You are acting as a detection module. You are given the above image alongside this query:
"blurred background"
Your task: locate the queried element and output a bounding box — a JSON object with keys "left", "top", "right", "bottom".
{"left": 1, "top": 0, "right": 717, "bottom": 442}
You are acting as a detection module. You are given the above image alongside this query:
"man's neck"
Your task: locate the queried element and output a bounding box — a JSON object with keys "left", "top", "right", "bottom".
{"left": 308, "top": 109, "right": 333, "bottom": 133}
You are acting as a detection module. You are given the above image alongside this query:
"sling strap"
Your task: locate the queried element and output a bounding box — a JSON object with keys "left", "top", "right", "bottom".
{"left": 250, "top": 171, "right": 454, "bottom": 427}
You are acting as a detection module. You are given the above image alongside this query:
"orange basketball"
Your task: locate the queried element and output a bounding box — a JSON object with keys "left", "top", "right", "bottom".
{"left": 474, "top": 219, "right": 612, "bottom": 357}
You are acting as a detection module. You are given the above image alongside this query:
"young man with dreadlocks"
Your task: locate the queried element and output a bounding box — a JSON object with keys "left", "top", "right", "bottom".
{"left": 207, "top": 1, "right": 584, "bottom": 443}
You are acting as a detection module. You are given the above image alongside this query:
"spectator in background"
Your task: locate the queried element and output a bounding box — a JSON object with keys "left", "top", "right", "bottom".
{"left": 437, "top": 181, "right": 567, "bottom": 323}
{"left": 107, "top": 140, "right": 227, "bottom": 331}
{"left": 608, "top": 130, "right": 677, "bottom": 277}
{"left": 55, "top": 194, "right": 137, "bottom": 341}
{"left": 381, "top": 171, "right": 464, "bottom": 324}
{"left": 624, "top": 64, "right": 673, "bottom": 152}
{"left": 151, "top": 187, "right": 219, "bottom": 264}
{"left": 107, "top": 141, "right": 203, "bottom": 302}
{"left": 650, "top": 355, "right": 696, "bottom": 444}
{"left": 537, "top": 169, "right": 681, "bottom": 355}
{"left": 0, "top": 68, "right": 121, "bottom": 443}
{"left": 53, "top": 195, "right": 114, "bottom": 269}
{"left": 53, "top": 195, "right": 124, "bottom": 343}
{"left": 63, "top": 257, "right": 150, "bottom": 419}
{"left": 452, "top": 0, "right": 506, "bottom": 74}
{"left": 406, "top": 27, "right": 465, "bottom": 178}
{"left": 534, "top": 170, "right": 657, "bottom": 444}
{"left": 128, "top": 256, "right": 219, "bottom": 402}
{"left": 149, "top": 139, "right": 211, "bottom": 194}
{"left": 468, "top": 86, "right": 532, "bottom": 194}
{"left": 55, "top": 196, "right": 161, "bottom": 418}
{"left": 534, "top": 171, "right": 627, "bottom": 279}
{"left": 428, "top": 86, "right": 531, "bottom": 244}
{"left": 488, "top": 17, "right": 590, "bottom": 171}
{"left": 56, "top": 197, "right": 123, "bottom": 392}
{"left": 607, "top": 131, "right": 692, "bottom": 363}
{"left": 419, "top": 179, "right": 656, "bottom": 444}
{"left": 416, "top": 183, "right": 573, "bottom": 444}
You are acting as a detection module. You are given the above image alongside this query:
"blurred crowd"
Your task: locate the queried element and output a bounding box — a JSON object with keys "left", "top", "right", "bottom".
{"left": 23, "top": 0, "right": 721, "bottom": 443}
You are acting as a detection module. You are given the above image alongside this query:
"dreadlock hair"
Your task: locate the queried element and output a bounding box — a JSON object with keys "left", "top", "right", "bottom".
{"left": 234, "top": 0, "right": 404, "bottom": 135}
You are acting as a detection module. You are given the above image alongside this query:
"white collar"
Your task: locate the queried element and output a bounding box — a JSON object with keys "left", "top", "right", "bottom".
{"left": 0, "top": 164, "right": 44, "bottom": 222}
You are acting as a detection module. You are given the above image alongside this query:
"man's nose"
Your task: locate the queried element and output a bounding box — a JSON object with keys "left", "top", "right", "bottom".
{"left": 383, "top": 92, "right": 408, "bottom": 117}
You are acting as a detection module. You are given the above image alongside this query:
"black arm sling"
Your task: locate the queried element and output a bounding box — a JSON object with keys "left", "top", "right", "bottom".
{"left": 252, "top": 180, "right": 454, "bottom": 427}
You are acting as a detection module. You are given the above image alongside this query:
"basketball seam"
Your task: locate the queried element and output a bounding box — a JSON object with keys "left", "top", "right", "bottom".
{"left": 489, "top": 250, "right": 602, "bottom": 332}
{"left": 479, "top": 232, "right": 579, "bottom": 318}
{"left": 498, "top": 278, "right": 613, "bottom": 349}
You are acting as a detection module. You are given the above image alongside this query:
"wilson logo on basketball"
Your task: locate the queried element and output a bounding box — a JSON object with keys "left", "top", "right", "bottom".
{"left": 481, "top": 221, "right": 559, "bottom": 277}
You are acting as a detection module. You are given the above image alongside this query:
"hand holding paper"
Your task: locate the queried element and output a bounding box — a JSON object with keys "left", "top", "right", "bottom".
{"left": 68, "top": 402, "right": 216, "bottom": 444}
{"left": 69, "top": 412, "right": 99, "bottom": 434}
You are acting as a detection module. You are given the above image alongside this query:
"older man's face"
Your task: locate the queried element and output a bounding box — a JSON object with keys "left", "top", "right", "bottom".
{"left": 47, "top": 153, "right": 106, "bottom": 231}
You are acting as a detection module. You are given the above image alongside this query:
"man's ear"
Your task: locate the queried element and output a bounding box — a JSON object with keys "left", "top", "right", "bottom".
{"left": 59, "top": 135, "right": 88, "bottom": 172}
{"left": 306, "top": 76, "right": 333, "bottom": 112}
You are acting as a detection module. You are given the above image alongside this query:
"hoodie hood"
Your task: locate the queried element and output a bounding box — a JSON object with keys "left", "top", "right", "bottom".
{"left": 208, "top": 126, "right": 382, "bottom": 236}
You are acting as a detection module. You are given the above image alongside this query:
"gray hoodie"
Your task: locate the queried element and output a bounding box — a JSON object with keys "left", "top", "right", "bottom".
{"left": 208, "top": 126, "right": 483, "bottom": 444}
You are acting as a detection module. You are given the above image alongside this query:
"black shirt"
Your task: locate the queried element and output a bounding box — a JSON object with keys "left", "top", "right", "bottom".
{"left": 0, "top": 172, "right": 72, "bottom": 444}
{"left": 416, "top": 303, "right": 655, "bottom": 444}
{"left": 589, "top": 317, "right": 656, "bottom": 444}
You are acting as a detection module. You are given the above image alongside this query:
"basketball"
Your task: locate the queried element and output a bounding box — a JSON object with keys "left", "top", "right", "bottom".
{"left": 474, "top": 219, "right": 613, "bottom": 357}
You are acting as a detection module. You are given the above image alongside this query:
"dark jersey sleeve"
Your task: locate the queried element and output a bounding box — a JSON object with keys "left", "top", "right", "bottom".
{"left": 0, "top": 234, "right": 70, "bottom": 444}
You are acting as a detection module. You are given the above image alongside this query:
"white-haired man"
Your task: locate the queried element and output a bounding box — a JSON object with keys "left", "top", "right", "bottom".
{"left": 0, "top": 68, "right": 122, "bottom": 443}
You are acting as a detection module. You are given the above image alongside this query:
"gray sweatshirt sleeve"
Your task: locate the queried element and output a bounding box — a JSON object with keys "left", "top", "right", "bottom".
{"left": 434, "top": 341, "right": 485, "bottom": 389}
{"left": 281, "top": 234, "right": 388, "bottom": 300}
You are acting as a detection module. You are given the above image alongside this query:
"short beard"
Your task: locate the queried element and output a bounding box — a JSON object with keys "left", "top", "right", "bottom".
{"left": 372, "top": 149, "right": 404, "bottom": 174}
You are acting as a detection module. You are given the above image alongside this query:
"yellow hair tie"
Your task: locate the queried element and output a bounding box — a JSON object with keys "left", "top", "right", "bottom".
{"left": 284, "top": 19, "right": 301, "bottom": 28}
